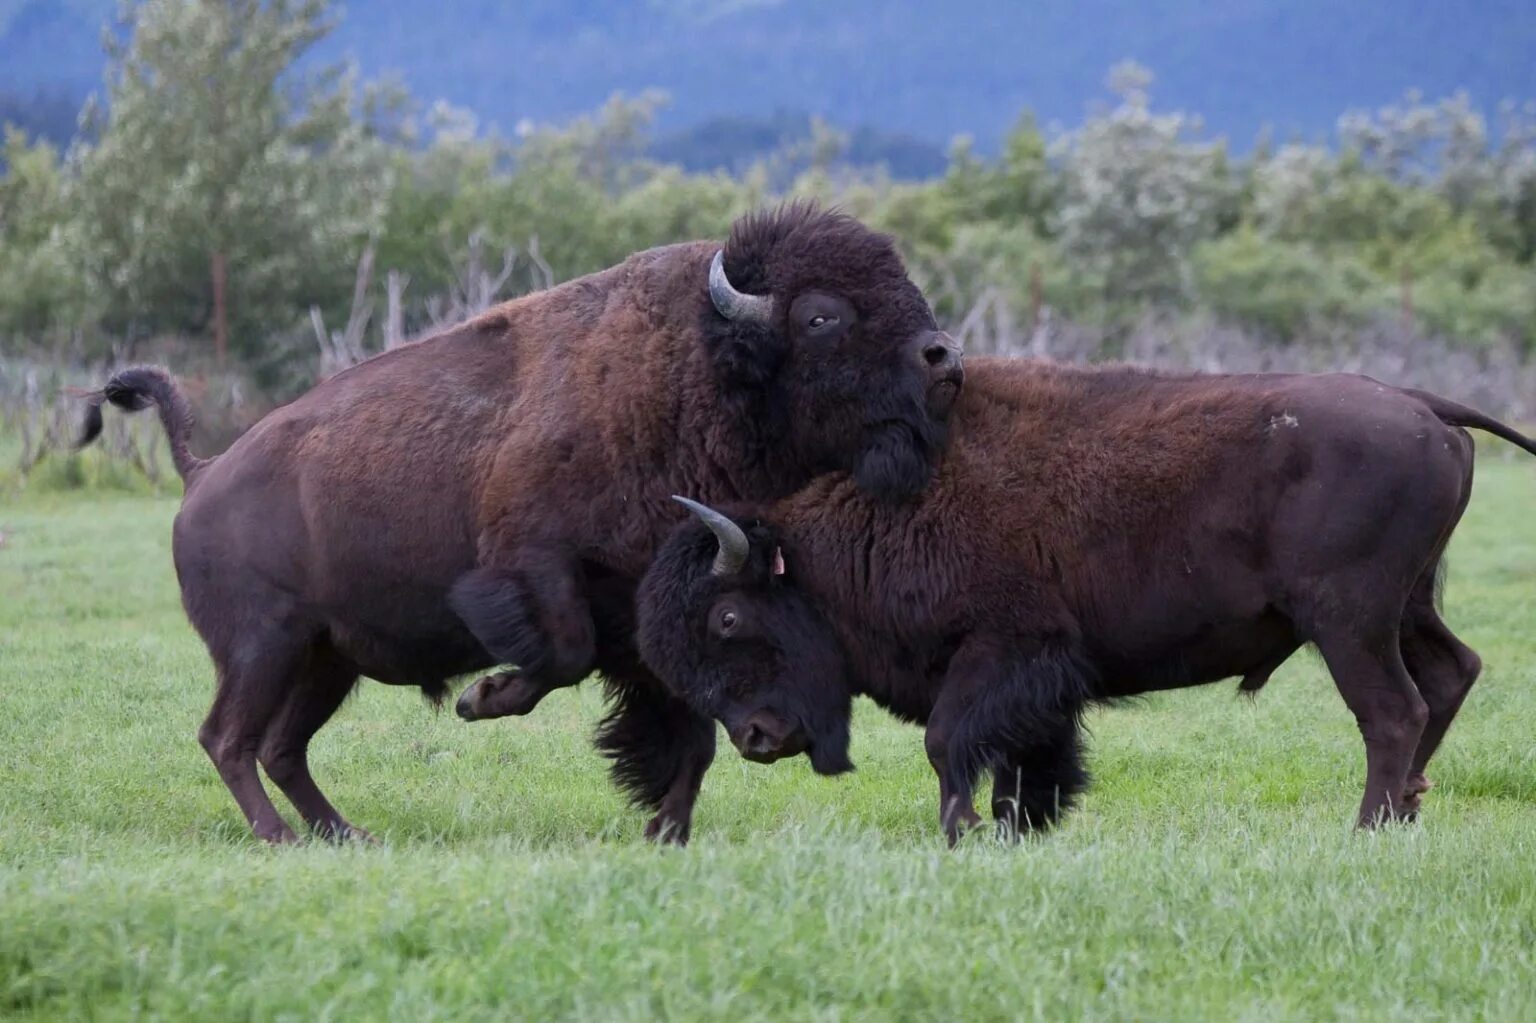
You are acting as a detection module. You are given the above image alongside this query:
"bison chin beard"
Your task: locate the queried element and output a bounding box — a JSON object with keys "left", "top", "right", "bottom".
{"left": 802, "top": 694, "right": 855, "bottom": 776}
{"left": 853, "top": 421, "right": 942, "bottom": 503}
{"left": 807, "top": 730, "right": 855, "bottom": 775}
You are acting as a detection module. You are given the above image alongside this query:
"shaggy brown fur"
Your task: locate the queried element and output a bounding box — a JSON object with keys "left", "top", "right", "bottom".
{"left": 638, "top": 358, "right": 1536, "bottom": 843}
{"left": 79, "top": 205, "right": 963, "bottom": 844}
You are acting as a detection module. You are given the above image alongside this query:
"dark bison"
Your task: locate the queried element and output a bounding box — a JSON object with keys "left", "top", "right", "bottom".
{"left": 80, "top": 204, "right": 964, "bottom": 844}
{"left": 637, "top": 358, "right": 1536, "bottom": 843}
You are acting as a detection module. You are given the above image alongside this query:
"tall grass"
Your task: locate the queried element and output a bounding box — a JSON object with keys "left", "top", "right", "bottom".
{"left": 1, "top": 456, "right": 1533, "bottom": 1019}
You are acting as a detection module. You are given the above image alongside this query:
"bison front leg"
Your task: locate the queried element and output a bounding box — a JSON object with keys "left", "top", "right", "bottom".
{"left": 927, "top": 634, "right": 1095, "bottom": 847}
{"left": 923, "top": 653, "right": 993, "bottom": 847}
{"left": 449, "top": 547, "right": 596, "bottom": 720}
{"left": 597, "top": 671, "right": 717, "bottom": 845}
{"left": 455, "top": 669, "right": 562, "bottom": 721}
{"left": 923, "top": 723, "right": 982, "bottom": 847}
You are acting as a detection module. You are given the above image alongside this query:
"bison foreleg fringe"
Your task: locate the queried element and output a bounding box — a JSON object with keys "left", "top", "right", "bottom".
{"left": 596, "top": 675, "right": 716, "bottom": 812}
{"left": 944, "top": 646, "right": 1096, "bottom": 820}
{"left": 991, "top": 723, "right": 1090, "bottom": 835}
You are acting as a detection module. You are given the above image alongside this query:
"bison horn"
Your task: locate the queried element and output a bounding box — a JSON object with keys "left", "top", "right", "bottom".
{"left": 709, "top": 250, "right": 773, "bottom": 325}
{"left": 672, "top": 495, "right": 751, "bottom": 576}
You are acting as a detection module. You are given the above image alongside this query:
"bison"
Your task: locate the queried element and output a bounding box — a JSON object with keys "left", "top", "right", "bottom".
{"left": 80, "top": 204, "right": 964, "bottom": 844}
{"left": 636, "top": 358, "right": 1536, "bottom": 843}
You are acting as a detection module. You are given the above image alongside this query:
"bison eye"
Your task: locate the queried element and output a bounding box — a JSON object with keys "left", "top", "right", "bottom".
{"left": 719, "top": 610, "right": 739, "bottom": 634}
{"left": 808, "top": 314, "right": 834, "bottom": 330}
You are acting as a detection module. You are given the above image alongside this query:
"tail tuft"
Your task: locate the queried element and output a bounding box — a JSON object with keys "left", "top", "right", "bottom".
{"left": 102, "top": 375, "right": 158, "bottom": 412}
{"left": 75, "top": 399, "right": 106, "bottom": 450}
{"left": 74, "top": 365, "right": 207, "bottom": 480}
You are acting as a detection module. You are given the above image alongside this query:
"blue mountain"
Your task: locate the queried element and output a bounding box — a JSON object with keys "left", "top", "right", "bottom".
{"left": 3, "top": 0, "right": 1534, "bottom": 161}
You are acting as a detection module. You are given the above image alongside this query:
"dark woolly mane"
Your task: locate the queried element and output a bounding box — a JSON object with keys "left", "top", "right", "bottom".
{"left": 719, "top": 200, "right": 907, "bottom": 303}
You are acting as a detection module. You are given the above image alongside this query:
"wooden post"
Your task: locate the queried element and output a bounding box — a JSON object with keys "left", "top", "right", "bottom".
{"left": 211, "top": 251, "right": 228, "bottom": 364}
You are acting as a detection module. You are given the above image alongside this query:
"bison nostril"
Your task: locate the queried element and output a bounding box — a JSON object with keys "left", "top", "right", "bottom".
{"left": 742, "top": 724, "right": 767, "bottom": 752}
{"left": 923, "top": 344, "right": 951, "bottom": 368}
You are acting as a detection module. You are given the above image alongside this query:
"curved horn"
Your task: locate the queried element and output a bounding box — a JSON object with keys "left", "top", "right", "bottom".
{"left": 708, "top": 250, "right": 773, "bottom": 325}
{"left": 672, "top": 495, "right": 751, "bottom": 576}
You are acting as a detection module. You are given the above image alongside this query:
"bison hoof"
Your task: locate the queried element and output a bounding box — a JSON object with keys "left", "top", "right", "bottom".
{"left": 643, "top": 814, "right": 691, "bottom": 846}
{"left": 336, "top": 824, "right": 378, "bottom": 845}
{"left": 942, "top": 803, "right": 983, "bottom": 848}
{"left": 256, "top": 822, "right": 302, "bottom": 845}
{"left": 1400, "top": 773, "right": 1434, "bottom": 816}
{"left": 455, "top": 671, "right": 549, "bottom": 721}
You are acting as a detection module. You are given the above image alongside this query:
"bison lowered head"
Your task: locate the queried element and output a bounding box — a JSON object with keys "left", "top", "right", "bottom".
{"left": 637, "top": 496, "right": 855, "bottom": 775}
{"left": 704, "top": 204, "right": 963, "bottom": 503}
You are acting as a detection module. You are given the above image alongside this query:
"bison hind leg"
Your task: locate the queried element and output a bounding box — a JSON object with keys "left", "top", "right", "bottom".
{"left": 256, "top": 645, "right": 366, "bottom": 841}
{"left": 197, "top": 617, "right": 317, "bottom": 844}
{"left": 1400, "top": 564, "right": 1483, "bottom": 812}
{"left": 1315, "top": 623, "right": 1428, "bottom": 827}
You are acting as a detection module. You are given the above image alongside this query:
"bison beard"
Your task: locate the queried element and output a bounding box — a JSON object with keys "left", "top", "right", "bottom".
{"left": 78, "top": 203, "right": 961, "bottom": 844}
{"left": 637, "top": 358, "right": 1536, "bottom": 845}
{"left": 854, "top": 420, "right": 945, "bottom": 502}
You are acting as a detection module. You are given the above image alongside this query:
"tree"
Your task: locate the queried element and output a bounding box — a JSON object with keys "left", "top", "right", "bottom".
{"left": 0, "top": 129, "right": 83, "bottom": 338}
{"left": 1335, "top": 91, "right": 1536, "bottom": 264}
{"left": 1194, "top": 228, "right": 1380, "bottom": 338}
{"left": 941, "top": 113, "right": 1054, "bottom": 232}
{"left": 68, "top": 0, "right": 391, "bottom": 361}
{"left": 1052, "top": 63, "right": 1228, "bottom": 313}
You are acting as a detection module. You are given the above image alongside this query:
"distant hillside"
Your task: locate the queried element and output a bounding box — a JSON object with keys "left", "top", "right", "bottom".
{"left": 4, "top": 0, "right": 1535, "bottom": 159}
{"left": 651, "top": 111, "right": 948, "bottom": 180}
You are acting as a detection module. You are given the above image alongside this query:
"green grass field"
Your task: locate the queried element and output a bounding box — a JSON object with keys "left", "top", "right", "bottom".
{"left": 2, "top": 457, "right": 1535, "bottom": 1021}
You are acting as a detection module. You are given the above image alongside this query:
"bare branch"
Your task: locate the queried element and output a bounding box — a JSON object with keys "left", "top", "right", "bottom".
{"left": 527, "top": 234, "right": 554, "bottom": 291}
{"left": 385, "top": 270, "right": 410, "bottom": 349}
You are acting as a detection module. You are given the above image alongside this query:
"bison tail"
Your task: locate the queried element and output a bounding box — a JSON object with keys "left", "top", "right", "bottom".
{"left": 75, "top": 365, "right": 207, "bottom": 481}
{"left": 1404, "top": 388, "right": 1536, "bottom": 459}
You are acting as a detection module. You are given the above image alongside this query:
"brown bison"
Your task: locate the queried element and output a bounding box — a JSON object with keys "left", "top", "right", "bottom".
{"left": 80, "top": 204, "right": 964, "bottom": 844}
{"left": 636, "top": 358, "right": 1536, "bottom": 843}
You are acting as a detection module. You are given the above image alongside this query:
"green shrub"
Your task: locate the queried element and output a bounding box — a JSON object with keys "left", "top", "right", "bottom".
{"left": 1194, "top": 230, "right": 1384, "bottom": 338}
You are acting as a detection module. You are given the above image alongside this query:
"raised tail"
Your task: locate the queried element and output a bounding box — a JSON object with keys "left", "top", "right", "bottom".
{"left": 76, "top": 365, "right": 207, "bottom": 480}
{"left": 1403, "top": 388, "right": 1536, "bottom": 459}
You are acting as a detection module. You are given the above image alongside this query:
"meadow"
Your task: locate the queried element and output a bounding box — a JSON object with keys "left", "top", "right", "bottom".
{"left": 2, "top": 454, "right": 1534, "bottom": 1020}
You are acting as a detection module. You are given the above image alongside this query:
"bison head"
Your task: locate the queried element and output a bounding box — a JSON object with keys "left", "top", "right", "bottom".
{"left": 706, "top": 203, "right": 962, "bottom": 502}
{"left": 637, "top": 497, "right": 855, "bottom": 775}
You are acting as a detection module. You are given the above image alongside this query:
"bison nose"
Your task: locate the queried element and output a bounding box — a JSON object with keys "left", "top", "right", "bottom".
{"left": 918, "top": 333, "right": 964, "bottom": 416}
{"left": 914, "top": 332, "right": 963, "bottom": 376}
{"left": 734, "top": 713, "right": 792, "bottom": 762}
{"left": 922, "top": 341, "right": 953, "bottom": 367}
{"left": 742, "top": 722, "right": 776, "bottom": 756}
